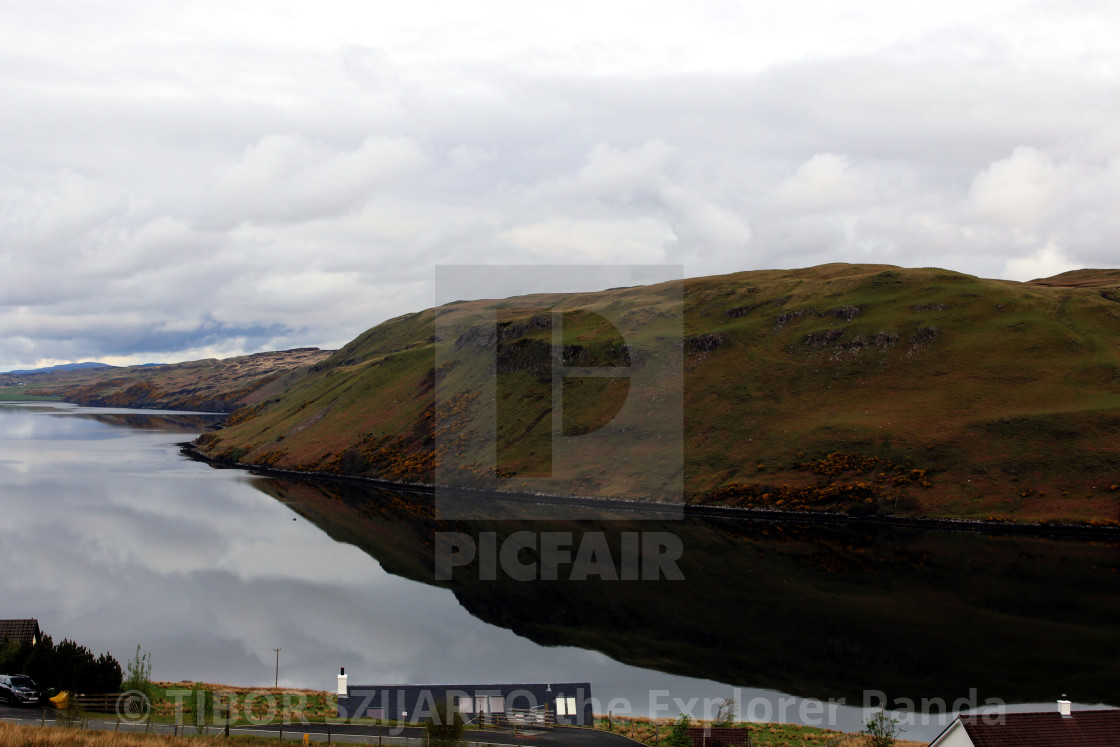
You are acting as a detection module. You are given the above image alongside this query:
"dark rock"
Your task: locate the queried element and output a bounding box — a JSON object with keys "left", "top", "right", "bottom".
{"left": 800, "top": 329, "right": 844, "bottom": 348}
{"left": 872, "top": 331, "right": 899, "bottom": 348}
{"left": 829, "top": 305, "right": 862, "bottom": 321}
{"left": 685, "top": 332, "right": 727, "bottom": 353}
{"left": 455, "top": 325, "right": 497, "bottom": 349}
{"left": 775, "top": 308, "right": 821, "bottom": 328}
{"left": 909, "top": 327, "right": 939, "bottom": 345}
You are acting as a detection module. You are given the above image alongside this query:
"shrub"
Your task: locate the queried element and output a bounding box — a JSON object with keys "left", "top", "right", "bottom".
{"left": 664, "top": 714, "right": 692, "bottom": 747}
{"left": 122, "top": 645, "right": 155, "bottom": 701}
{"left": 189, "top": 683, "right": 214, "bottom": 734}
{"left": 861, "top": 710, "right": 903, "bottom": 747}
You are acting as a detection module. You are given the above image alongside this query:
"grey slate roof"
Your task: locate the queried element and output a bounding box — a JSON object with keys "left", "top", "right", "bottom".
{"left": 961, "top": 710, "right": 1120, "bottom": 747}
{"left": 932, "top": 710, "right": 1120, "bottom": 747}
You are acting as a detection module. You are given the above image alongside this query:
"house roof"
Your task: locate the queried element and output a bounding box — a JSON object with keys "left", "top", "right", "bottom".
{"left": 0, "top": 619, "right": 41, "bottom": 645}
{"left": 949, "top": 710, "right": 1120, "bottom": 747}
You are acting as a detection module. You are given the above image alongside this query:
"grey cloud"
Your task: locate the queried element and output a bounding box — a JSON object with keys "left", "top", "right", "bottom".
{"left": 200, "top": 133, "right": 428, "bottom": 229}
{"left": 0, "top": 169, "right": 128, "bottom": 251}
{"left": 2, "top": 8, "right": 1119, "bottom": 368}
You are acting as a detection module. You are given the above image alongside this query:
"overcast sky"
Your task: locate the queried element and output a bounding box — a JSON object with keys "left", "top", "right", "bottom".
{"left": 2, "top": 1, "right": 1118, "bottom": 370}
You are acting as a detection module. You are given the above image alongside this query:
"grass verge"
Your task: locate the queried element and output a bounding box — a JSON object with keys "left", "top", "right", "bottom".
{"left": 591, "top": 715, "right": 928, "bottom": 746}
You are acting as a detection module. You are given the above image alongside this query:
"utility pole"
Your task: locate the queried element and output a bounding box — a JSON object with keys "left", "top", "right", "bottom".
{"left": 274, "top": 648, "right": 281, "bottom": 688}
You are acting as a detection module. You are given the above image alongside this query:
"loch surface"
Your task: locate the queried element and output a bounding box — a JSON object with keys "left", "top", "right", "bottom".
{"left": 1, "top": 402, "right": 1116, "bottom": 739}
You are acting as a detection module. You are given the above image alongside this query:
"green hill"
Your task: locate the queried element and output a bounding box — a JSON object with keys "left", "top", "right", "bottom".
{"left": 194, "top": 264, "right": 1120, "bottom": 524}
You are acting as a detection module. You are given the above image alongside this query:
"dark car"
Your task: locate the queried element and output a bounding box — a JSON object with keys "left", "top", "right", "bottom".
{"left": 0, "top": 674, "right": 42, "bottom": 706}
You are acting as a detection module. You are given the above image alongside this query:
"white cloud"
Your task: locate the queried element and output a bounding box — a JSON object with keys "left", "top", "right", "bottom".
{"left": 1002, "top": 241, "right": 1079, "bottom": 281}
{"left": 517, "top": 140, "right": 750, "bottom": 262}
{"left": 498, "top": 217, "right": 675, "bottom": 262}
{"left": 570, "top": 141, "right": 676, "bottom": 199}
{"left": 969, "top": 146, "right": 1064, "bottom": 226}
{"left": 776, "top": 153, "right": 870, "bottom": 210}
{"left": 447, "top": 144, "right": 496, "bottom": 170}
{"left": 0, "top": 169, "right": 127, "bottom": 250}
{"left": 205, "top": 134, "right": 428, "bottom": 228}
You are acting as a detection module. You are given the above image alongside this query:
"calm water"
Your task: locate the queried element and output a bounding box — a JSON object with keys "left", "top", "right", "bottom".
{"left": 0, "top": 402, "right": 1116, "bottom": 740}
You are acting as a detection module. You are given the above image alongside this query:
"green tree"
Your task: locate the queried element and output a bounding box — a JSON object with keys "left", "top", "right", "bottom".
{"left": 122, "top": 645, "right": 155, "bottom": 701}
{"left": 89, "top": 652, "right": 124, "bottom": 693}
{"left": 713, "top": 697, "right": 736, "bottom": 727}
{"left": 861, "top": 710, "right": 903, "bottom": 747}
{"left": 663, "top": 714, "right": 692, "bottom": 747}
{"left": 4, "top": 634, "right": 122, "bottom": 693}
{"left": 425, "top": 699, "right": 466, "bottom": 747}
{"left": 0, "top": 637, "right": 27, "bottom": 674}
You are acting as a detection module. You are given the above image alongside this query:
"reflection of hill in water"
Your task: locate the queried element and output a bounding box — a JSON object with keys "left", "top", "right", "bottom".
{"left": 252, "top": 477, "right": 1120, "bottom": 708}
{"left": 73, "top": 411, "right": 226, "bottom": 432}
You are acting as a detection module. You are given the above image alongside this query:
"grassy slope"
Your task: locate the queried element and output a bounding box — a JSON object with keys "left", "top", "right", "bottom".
{"left": 591, "top": 718, "right": 926, "bottom": 747}
{"left": 0, "top": 716, "right": 886, "bottom": 747}
{"left": 196, "top": 264, "right": 1120, "bottom": 523}
{"left": 0, "top": 385, "right": 60, "bottom": 401}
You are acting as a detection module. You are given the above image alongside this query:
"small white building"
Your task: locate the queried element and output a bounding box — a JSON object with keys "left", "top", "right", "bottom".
{"left": 929, "top": 701, "right": 1120, "bottom": 747}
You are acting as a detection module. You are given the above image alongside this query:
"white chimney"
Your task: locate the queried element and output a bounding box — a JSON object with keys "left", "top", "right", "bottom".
{"left": 1058, "top": 697, "right": 1072, "bottom": 718}
{"left": 338, "top": 667, "right": 348, "bottom": 697}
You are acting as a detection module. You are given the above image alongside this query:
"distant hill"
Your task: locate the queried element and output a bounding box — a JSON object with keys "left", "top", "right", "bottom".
{"left": 8, "top": 348, "right": 333, "bottom": 412}
{"left": 1028, "top": 268, "right": 1120, "bottom": 288}
{"left": 4, "top": 361, "right": 116, "bottom": 375}
{"left": 193, "top": 264, "right": 1120, "bottom": 524}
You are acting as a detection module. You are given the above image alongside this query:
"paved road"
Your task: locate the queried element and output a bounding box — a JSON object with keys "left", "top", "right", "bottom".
{"left": 0, "top": 704, "right": 642, "bottom": 746}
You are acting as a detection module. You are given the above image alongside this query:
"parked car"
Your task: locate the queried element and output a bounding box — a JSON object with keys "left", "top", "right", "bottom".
{"left": 0, "top": 674, "right": 43, "bottom": 706}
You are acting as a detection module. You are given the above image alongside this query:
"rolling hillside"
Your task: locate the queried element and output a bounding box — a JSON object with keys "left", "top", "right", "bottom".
{"left": 2, "top": 348, "right": 332, "bottom": 412}
{"left": 193, "top": 264, "right": 1120, "bottom": 523}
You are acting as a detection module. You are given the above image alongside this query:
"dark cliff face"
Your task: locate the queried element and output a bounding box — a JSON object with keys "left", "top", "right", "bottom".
{"left": 251, "top": 476, "right": 1120, "bottom": 708}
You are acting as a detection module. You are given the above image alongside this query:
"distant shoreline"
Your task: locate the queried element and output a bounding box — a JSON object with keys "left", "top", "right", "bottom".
{"left": 179, "top": 443, "right": 1120, "bottom": 540}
